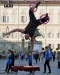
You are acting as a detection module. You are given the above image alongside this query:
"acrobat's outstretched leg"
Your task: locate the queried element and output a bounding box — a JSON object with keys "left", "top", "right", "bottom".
{"left": 3, "top": 28, "right": 25, "bottom": 37}
{"left": 31, "top": 1, "right": 41, "bottom": 11}
{"left": 35, "top": 1, "right": 41, "bottom": 8}
{"left": 29, "top": 1, "right": 41, "bottom": 20}
{"left": 40, "top": 13, "right": 50, "bottom": 24}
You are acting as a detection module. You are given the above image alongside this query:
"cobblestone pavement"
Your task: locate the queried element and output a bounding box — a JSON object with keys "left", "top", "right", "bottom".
{"left": 0, "top": 59, "right": 60, "bottom": 75}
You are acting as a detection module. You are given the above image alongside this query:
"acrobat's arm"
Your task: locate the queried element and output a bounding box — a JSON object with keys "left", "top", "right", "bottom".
{"left": 30, "top": 36, "right": 34, "bottom": 51}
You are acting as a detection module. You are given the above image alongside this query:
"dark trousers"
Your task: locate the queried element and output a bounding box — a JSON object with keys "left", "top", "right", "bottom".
{"left": 44, "top": 60, "right": 51, "bottom": 72}
{"left": 11, "top": 62, "right": 14, "bottom": 71}
{"left": 53, "top": 56, "right": 55, "bottom": 61}
{"left": 35, "top": 59, "right": 38, "bottom": 63}
{"left": 8, "top": 64, "right": 12, "bottom": 73}
{"left": 5, "top": 63, "right": 12, "bottom": 73}
{"left": 29, "top": 63, "right": 32, "bottom": 73}
{"left": 5, "top": 63, "right": 8, "bottom": 72}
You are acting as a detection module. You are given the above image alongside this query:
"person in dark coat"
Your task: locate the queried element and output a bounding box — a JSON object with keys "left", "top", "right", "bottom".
{"left": 35, "top": 52, "right": 39, "bottom": 63}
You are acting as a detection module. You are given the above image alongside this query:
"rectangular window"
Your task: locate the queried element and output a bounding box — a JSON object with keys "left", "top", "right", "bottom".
{"left": 21, "top": 16, "right": 24, "bottom": 23}
{"left": 2, "top": 16, "right": 9, "bottom": 22}
{"left": 3, "top": 16, "right": 6, "bottom": 22}
{"left": 58, "top": 44, "right": 60, "bottom": 49}
{"left": 10, "top": 33, "right": 13, "bottom": 38}
{"left": 20, "top": 33, "right": 24, "bottom": 38}
{"left": 21, "top": 16, "right": 27, "bottom": 23}
{"left": 48, "top": 33, "right": 54, "bottom": 38}
{"left": 7, "top": 16, "right": 9, "bottom": 22}
{"left": 10, "top": 33, "right": 17, "bottom": 38}
{"left": 48, "top": 33, "right": 51, "bottom": 38}
{"left": 13, "top": 32, "right": 17, "bottom": 38}
{"left": 58, "top": 33, "right": 60, "bottom": 38}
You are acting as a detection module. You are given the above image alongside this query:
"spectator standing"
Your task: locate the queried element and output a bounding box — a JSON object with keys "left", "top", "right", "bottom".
{"left": 4, "top": 49, "right": 12, "bottom": 73}
{"left": 43, "top": 46, "right": 51, "bottom": 73}
{"left": 11, "top": 51, "right": 15, "bottom": 72}
{"left": 28, "top": 52, "right": 32, "bottom": 75}
{"left": 52, "top": 51, "right": 56, "bottom": 61}
{"left": 35, "top": 51, "right": 39, "bottom": 63}
{"left": 40, "top": 51, "right": 44, "bottom": 63}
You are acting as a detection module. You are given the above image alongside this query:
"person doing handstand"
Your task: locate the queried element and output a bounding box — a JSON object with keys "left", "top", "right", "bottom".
{"left": 4, "top": 1, "right": 49, "bottom": 51}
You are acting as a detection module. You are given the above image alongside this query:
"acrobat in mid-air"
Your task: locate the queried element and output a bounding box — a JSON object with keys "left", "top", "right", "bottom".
{"left": 4, "top": 1, "right": 49, "bottom": 51}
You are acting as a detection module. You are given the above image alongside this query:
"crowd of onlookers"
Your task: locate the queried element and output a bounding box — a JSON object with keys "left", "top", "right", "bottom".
{"left": 0, "top": 49, "right": 58, "bottom": 62}
{"left": 19, "top": 50, "right": 57, "bottom": 63}
{"left": 19, "top": 47, "right": 58, "bottom": 74}
{"left": 0, "top": 47, "right": 59, "bottom": 74}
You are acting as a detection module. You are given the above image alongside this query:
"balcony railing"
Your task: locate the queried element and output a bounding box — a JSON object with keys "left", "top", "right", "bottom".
{"left": 0, "top": 0, "right": 60, "bottom": 1}
{"left": 0, "top": 0, "right": 60, "bottom": 4}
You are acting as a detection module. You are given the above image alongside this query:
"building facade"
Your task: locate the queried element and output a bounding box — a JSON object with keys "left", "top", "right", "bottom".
{"left": 0, "top": 0, "right": 60, "bottom": 52}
